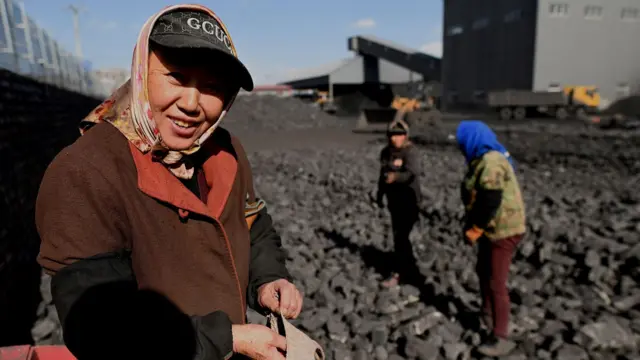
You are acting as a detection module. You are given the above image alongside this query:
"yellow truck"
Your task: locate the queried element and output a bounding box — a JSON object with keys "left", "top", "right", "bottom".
{"left": 487, "top": 85, "right": 601, "bottom": 120}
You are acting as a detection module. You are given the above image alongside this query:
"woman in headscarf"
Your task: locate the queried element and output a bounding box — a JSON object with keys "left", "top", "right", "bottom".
{"left": 376, "top": 119, "right": 422, "bottom": 287}
{"left": 35, "top": 5, "right": 301, "bottom": 360}
{"left": 455, "top": 120, "right": 526, "bottom": 357}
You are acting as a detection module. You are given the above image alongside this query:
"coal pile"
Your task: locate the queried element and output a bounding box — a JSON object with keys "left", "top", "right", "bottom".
{"left": 243, "top": 124, "right": 640, "bottom": 359}
{"left": 224, "top": 95, "right": 352, "bottom": 133}
{"left": 604, "top": 95, "right": 640, "bottom": 117}
{"left": 332, "top": 92, "right": 382, "bottom": 117}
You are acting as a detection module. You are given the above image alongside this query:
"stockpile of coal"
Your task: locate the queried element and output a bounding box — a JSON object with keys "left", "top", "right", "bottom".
{"left": 245, "top": 125, "right": 640, "bottom": 359}
{"left": 224, "top": 95, "right": 352, "bottom": 132}
{"left": 604, "top": 95, "right": 640, "bottom": 117}
{"left": 332, "top": 92, "right": 381, "bottom": 117}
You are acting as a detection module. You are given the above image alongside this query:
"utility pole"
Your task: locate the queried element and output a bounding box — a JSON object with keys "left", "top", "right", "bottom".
{"left": 67, "top": 4, "right": 83, "bottom": 59}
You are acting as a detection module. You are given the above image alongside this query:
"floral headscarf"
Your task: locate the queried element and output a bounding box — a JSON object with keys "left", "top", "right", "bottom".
{"left": 80, "top": 4, "right": 240, "bottom": 179}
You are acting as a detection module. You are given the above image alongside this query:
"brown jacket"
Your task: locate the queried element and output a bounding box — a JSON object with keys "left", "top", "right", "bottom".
{"left": 35, "top": 123, "right": 290, "bottom": 359}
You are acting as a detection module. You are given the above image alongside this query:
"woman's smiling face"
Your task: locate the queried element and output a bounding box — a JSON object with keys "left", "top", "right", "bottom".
{"left": 147, "top": 45, "right": 236, "bottom": 151}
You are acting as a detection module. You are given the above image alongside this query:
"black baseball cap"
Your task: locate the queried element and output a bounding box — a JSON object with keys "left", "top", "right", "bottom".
{"left": 149, "top": 10, "right": 254, "bottom": 91}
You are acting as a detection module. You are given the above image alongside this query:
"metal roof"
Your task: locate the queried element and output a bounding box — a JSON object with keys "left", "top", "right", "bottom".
{"left": 354, "top": 34, "right": 422, "bottom": 55}
{"left": 277, "top": 58, "right": 353, "bottom": 84}
{"left": 278, "top": 55, "right": 427, "bottom": 88}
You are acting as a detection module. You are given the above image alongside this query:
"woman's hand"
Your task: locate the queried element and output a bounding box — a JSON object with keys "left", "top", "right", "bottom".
{"left": 385, "top": 172, "right": 397, "bottom": 183}
{"left": 232, "top": 324, "right": 286, "bottom": 360}
{"left": 258, "top": 279, "right": 303, "bottom": 319}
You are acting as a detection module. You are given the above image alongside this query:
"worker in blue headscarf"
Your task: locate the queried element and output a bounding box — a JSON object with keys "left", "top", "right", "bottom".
{"left": 455, "top": 120, "right": 526, "bottom": 357}
{"left": 456, "top": 120, "right": 514, "bottom": 167}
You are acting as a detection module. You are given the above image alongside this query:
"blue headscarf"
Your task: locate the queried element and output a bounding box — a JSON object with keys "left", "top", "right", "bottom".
{"left": 455, "top": 120, "right": 514, "bottom": 166}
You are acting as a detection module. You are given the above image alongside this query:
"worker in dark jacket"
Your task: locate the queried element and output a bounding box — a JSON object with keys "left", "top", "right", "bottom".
{"left": 36, "top": 5, "right": 301, "bottom": 360}
{"left": 456, "top": 120, "right": 526, "bottom": 357}
{"left": 376, "top": 119, "right": 422, "bottom": 287}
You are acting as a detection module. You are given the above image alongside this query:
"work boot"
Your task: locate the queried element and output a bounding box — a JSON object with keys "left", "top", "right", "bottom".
{"left": 476, "top": 335, "right": 516, "bottom": 357}
{"left": 381, "top": 273, "right": 400, "bottom": 288}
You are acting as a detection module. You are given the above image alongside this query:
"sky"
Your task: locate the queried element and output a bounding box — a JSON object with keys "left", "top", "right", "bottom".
{"left": 22, "top": 0, "right": 443, "bottom": 85}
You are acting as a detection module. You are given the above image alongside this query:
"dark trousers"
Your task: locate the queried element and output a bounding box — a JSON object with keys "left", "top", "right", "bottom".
{"left": 388, "top": 192, "right": 420, "bottom": 278}
{"left": 476, "top": 234, "right": 522, "bottom": 338}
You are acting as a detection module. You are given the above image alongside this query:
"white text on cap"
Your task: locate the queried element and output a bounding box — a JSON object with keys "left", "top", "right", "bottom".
{"left": 186, "top": 17, "right": 233, "bottom": 51}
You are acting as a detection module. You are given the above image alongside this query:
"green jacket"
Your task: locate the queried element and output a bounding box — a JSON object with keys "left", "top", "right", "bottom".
{"left": 460, "top": 151, "right": 526, "bottom": 240}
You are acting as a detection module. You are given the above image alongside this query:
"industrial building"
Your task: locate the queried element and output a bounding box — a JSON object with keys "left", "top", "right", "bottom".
{"left": 278, "top": 35, "right": 441, "bottom": 112}
{"left": 443, "top": 0, "right": 640, "bottom": 109}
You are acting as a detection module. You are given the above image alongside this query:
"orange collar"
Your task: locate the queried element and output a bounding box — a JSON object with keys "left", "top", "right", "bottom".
{"left": 129, "top": 142, "right": 238, "bottom": 219}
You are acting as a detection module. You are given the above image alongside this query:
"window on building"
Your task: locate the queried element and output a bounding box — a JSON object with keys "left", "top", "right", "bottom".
{"left": 548, "top": 83, "right": 561, "bottom": 92}
{"left": 50, "top": 41, "right": 61, "bottom": 69}
{"left": 549, "top": 3, "right": 569, "bottom": 17}
{"left": 64, "top": 54, "right": 73, "bottom": 77}
{"left": 64, "top": 53, "right": 74, "bottom": 78}
{"left": 616, "top": 83, "right": 630, "bottom": 97}
{"left": 41, "top": 32, "right": 53, "bottom": 66}
{"left": 12, "top": 28, "right": 27, "bottom": 55}
{"left": 0, "top": 17, "right": 7, "bottom": 50}
{"left": 58, "top": 50, "right": 66, "bottom": 74}
{"left": 36, "top": 28, "right": 49, "bottom": 65}
{"left": 0, "top": 0, "right": 10, "bottom": 51}
{"left": 504, "top": 10, "right": 522, "bottom": 22}
{"left": 10, "top": 0, "right": 28, "bottom": 56}
{"left": 584, "top": 5, "right": 603, "bottom": 19}
{"left": 472, "top": 17, "right": 489, "bottom": 29}
{"left": 10, "top": 0, "right": 22, "bottom": 23}
{"left": 28, "top": 18, "right": 42, "bottom": 62}
{"left": 473, "top": 91, "right": 486, "bottom": 102}
{"left": 447, "top": 25, "right": 463, "bottom": 36}
{"left": 621, "top": 8, "right": 639, "bottom": 21}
